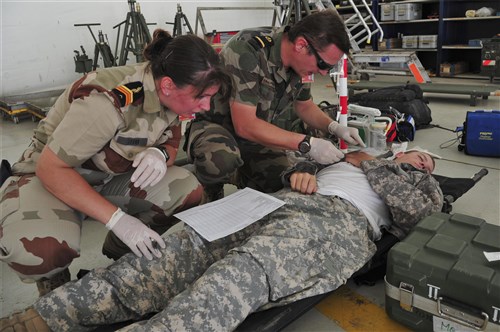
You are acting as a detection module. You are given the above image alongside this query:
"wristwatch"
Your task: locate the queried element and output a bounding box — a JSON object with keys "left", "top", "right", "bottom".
{"left": 298, "top": 135, "right": 312, "bottom": 153}
{"left": 155, "top": 145, "right": 170, "bottom": 162}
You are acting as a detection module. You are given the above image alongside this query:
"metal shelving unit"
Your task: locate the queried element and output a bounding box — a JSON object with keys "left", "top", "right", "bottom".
{"left": 374, "top": 0, "right": 499, "bottom": 78}
{"left": 379, "top": 18, "right": 438, "bottom": 24}
{"left": 437, "top": 0, "right": 499, "bottom": 77}
{"left": 443, "top": 16, "right": 500, "bottom": 22}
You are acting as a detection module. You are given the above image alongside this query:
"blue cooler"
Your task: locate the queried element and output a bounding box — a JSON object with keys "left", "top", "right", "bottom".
{"left": 459, "top": 110, "right": 500, "bottom": 157}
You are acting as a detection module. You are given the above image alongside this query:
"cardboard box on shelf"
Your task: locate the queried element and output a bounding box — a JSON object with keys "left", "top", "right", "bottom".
{"left": 440, "top": 61, "right": 469, "bottom": 77}
{"left": 378, "top": 38, "right": 403, "bottom": 50}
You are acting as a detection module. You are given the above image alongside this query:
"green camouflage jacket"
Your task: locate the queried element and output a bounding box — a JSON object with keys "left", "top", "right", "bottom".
{"left": 197, "top": 27, "right": 311, "bottom": 134}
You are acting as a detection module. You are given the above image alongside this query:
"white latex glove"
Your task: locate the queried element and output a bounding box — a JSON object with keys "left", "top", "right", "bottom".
{"left": 328, "top": 121, "right": 366, "bottom": 147}
{"left": 105, "top": 208, "right": 166, "bottom": 260}
{"left": 309, "top": 137, "right": 345, "bottom": 164}
{"left": 131, "top": 148, "right": 167, "bottom": 189}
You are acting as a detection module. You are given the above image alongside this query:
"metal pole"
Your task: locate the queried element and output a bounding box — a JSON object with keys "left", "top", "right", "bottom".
{"left": 338, "top": 55, "right": 349, "bottom": 152}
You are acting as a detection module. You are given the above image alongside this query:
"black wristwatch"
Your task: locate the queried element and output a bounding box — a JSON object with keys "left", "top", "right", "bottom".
{"left": 298, "top": 135, "right": 312, "bottom": 153}
{"left": 155, "top": 145, "right": 170, "bottom": 162}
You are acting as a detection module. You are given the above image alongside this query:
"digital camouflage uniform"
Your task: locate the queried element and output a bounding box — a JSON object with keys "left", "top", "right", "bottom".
{"left": 33, "top": 159, "right": 443, "bottom": 331}
{"left": 185, "top": 26, "right": 312, "bottom": 193}
{"left": 0, "top": 62, "right": 202, "bottom": 282}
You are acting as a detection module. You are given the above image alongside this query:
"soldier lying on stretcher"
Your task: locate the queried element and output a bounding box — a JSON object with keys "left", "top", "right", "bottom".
{"left": 1, "top": 150, "right": 442, "bottom": 332}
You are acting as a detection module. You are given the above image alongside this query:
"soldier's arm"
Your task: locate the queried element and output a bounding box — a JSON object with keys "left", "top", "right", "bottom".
{"left": 281, "top": 160, "right": 327, "bottom": 195}
{"left": 36, "top": 146, "right": 118, "bottom": 225}
{"left": 39, "top": 92, "right": 125, "bottom": 225}
{"left": 361, "top": 159, "right": 443, "bottom": 239}
{"left": 294, "top": 98, "right": 335, "bottom": 134}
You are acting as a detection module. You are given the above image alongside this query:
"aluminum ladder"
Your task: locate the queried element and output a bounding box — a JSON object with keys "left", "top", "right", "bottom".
{"left": 320, "top": 0, "right": 431, "bottom": 83}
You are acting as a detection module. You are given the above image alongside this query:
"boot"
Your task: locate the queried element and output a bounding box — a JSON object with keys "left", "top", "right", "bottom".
{"left": 201, "top": 183, "right": 225, "bottom": 204}
{"left": 101, "top": 230, "right": 130, "bottom": 261}
{"left": 0, "top": 307, "right": 51, "bottom": 332}
{"left": 36, "top": 268, "right": 71, "bottom": 297}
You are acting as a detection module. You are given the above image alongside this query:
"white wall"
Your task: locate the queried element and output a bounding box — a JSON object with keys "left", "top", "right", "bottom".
{"left": 1, "top": 0, "right": 278, "bottom": 97}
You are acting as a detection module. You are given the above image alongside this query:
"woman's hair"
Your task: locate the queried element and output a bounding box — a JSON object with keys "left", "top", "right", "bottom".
{"left": 287, "top": 9, "right": 350, "bottom": 54}
{"left": 144, "top": 29, "right": 232, "bottom": 102}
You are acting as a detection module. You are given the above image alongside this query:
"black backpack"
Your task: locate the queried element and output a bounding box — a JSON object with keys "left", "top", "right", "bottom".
{"left": 349, "top": 84, "right": 432, "bottom": 129}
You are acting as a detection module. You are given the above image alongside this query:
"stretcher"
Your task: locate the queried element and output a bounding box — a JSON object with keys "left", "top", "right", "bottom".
{"left": 348, "top": 80, "right": 500, "bottom": 106}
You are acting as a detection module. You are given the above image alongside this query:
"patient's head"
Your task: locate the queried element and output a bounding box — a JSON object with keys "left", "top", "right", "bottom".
{"left": 394, "top": 151, "right": 435, "bottom": 173}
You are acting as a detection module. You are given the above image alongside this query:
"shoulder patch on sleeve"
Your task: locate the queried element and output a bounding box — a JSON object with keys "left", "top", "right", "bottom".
{"left": 248, "top": 35, "right": 274, "bottom": 50}
{"left": 111, "top": 81, "right": 144, "bottom": 107}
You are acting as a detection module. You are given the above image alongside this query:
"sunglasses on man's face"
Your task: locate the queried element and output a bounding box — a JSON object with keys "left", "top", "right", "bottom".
{"left": 303, "top": 36, "right": 335, "bottom": 71}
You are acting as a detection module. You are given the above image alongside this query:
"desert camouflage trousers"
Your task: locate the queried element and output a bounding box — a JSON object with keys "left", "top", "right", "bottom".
{"left": 34, "top": 190, "right": 376, "bottom": 332}
{"left": 185, "top": 120, "right": 292, "bottom": 193}
{"left": 0, "top": 166, "right": 202, "bottom": 282}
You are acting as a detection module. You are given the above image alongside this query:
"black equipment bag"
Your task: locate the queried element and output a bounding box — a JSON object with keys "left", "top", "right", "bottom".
{"left": 349, "top": 84, "right": 432, "bottom": 129}
{"left": 380, "top": 107, "right": 416, "bottom": 142}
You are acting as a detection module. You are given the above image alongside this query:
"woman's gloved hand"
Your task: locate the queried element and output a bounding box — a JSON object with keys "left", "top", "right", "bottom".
{"left": 309, "top": 137, "right": 345, "bottom": 164}
{"left": 328, "top": 121, "right": 366, "bottom": 147}
{"left": 131, "top": 148, "right": 168, "bottom": 189}
{"left": 105, "top": 208, "right": 166, "bottom": 260}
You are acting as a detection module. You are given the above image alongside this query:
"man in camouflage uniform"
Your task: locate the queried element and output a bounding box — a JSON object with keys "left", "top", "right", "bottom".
{"left": 185, "top": 9, "right": 365, "bottom": 199}
{"left": 1, "top": 151, "right": 442, "bottom": 331}
{"left": 0, "top": 31, "right": 227, "bottom": 296}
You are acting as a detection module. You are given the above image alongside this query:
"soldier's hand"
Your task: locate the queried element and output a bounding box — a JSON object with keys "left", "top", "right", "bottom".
{"left": 290, "top": 172, "right": 317, "bottom": 194}
{"left": 131, "top": 148, "right": 168, "bottom": 189}
{"left": 105, "top": 208, "right": 166, "bottom": 260}
{"left": 309, "top": 137, "right": 344, "bottom": 164}
{"left": 328, "top": 121, "right": 366, "bottom": 147}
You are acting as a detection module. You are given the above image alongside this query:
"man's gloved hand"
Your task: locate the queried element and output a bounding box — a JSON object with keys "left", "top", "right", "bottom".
{"left": 105, "top": 208, "right": 166, "bottom": 260}
{"left": 131, "top": 148, "right": 167, "bottom": 189}
{"left": 309, "top": 137, "right": 345, "bottom": 164}
{"left": 328, "top": 121, "right": 366, "bottom": 147}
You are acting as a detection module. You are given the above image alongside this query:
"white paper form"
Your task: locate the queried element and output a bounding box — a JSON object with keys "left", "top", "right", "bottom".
{"left": 174, "top": 187, "right": 286, "bottom": 242}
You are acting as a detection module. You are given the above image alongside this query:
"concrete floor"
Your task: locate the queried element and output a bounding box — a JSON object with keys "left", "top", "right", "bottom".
{"left": 1, "top": 74, "right": 499, "bottom": 331}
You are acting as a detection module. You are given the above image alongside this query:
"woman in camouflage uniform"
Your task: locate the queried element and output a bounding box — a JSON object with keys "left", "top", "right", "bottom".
{"left": 0, "top": 29, "right": 231, "bottom": 295}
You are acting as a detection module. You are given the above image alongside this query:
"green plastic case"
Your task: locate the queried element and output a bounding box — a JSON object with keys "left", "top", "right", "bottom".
{"left": 385, "top": 212, "right": 500, "bottom": 331}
